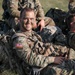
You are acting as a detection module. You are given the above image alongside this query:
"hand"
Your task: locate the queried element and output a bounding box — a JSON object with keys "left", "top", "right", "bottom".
{"left": 44, "top": 48, "right": 51, "bottom": 56}
{"left": 38, "top": 19, "right": 45, "bottom": 31}
{"left": 53, "top": 57, "right": 65, "bottom": 64}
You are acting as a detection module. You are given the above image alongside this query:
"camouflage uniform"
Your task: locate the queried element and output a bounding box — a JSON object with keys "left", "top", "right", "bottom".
{"left": 68, "top": 0, "right": 75, "bottom": 11}
{"left": 12, "top": 30, "right": 75, "bottom": 75}
{"left": 0, "top": 33, "right": 22, "bottom": 75}
{"left": 2, "top": 0, "right": 55, "bottom": 30}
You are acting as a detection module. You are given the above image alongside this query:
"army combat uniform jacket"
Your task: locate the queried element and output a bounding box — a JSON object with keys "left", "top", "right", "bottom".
{"left": 12, "top": 31, "right": 57, "bottom": 68}
{"left": 12, "top": 30, "right": 68, "bottom": 67}
{"left": 12, "top": 30, "right": 75, "bottom": 75}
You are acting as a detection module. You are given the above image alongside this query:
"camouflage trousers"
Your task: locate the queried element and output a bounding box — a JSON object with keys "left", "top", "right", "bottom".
{"left": 40, "top": 60, "right": 75, "bottom": 75}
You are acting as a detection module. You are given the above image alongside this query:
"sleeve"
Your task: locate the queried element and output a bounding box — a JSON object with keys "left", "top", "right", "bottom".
{"left": 35, "top": 0, "right": 45, "bottom": 20}
{"left": 13, "top": 36, "right": 54, "bottom": 68}
{"left": 8, "top": 0, "right": 20, "bottom": 18}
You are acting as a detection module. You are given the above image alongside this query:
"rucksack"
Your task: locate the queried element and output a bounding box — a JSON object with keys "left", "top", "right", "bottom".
{"left": 45, "top": 8, "right": 68, "bottom": 35}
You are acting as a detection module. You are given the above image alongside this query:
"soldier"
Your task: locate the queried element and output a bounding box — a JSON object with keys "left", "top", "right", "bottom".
{"left": 2, "top": 0, "right": 55, "bottom": 31}
{"left": 12, "top": 8, "right": 75, "bottom": 75}
{"left": 2, "top": 0, "right": 67, "bottom": 45}
{"left": 68, "top": 0, "right": 75, "bottom": 12}
{"left": 65, "top": 12, "right": 75, "bottom": 63}
{"left": 66, "top": 13, "right": 75, "bottom": 49}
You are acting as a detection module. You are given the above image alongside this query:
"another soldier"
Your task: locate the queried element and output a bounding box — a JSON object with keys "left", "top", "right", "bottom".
{"left": 66, "top": 13, "right": 75, "bottom": 49}
{"left": 68, "top": 0, "right": 75, "bottom": 12}
{"left": 12, "top": 8, "right": 75, "bottom": 75}
{"left": 65, "top": 12, "right": 75, "bottom": 63}
{"left": 2, "top": 0, "right": 67, "bottom": 45}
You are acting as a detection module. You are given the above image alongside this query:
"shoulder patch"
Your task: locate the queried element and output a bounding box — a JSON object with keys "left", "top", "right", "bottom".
{"left": 15, "top": 43, "right": 23, "bottom": 49}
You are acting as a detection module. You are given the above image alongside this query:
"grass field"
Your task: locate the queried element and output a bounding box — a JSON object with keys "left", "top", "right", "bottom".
{"left": 40, "top": 0, "right": 68, "bottom": 14}
{"left": 0, "top": 0, "right": 68, "bottom": 19}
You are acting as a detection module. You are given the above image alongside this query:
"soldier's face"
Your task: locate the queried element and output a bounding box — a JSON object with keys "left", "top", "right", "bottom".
{"left": 20, "top": 11, "right": 36, "bottom": 31}
{"left": 70, "top": 16, "right": 75, "bottom": 32}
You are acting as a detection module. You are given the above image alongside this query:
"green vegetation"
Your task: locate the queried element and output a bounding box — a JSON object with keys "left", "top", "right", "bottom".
{"left": 40, "top": 0, "right": 68, "bottom": 14}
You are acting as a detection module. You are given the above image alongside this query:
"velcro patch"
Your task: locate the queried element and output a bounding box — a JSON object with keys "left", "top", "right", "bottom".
{"left": 15, "top": 43, "right": 23, "bottom": 49}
